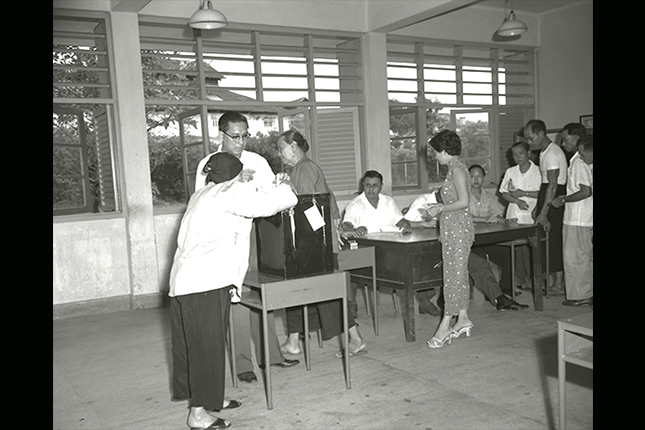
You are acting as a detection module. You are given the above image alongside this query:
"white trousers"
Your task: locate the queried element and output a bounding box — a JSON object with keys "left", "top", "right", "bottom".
{"left": 563, "top": 225, "right": 593, "bottom": 300}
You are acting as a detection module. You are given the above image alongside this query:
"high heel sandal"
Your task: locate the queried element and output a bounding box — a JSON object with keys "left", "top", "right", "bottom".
{"left": 451, "top": 324, "right": 473, "bottom": 339}
{"left": 426, "top": 331, "right": 455, "bottom": 349}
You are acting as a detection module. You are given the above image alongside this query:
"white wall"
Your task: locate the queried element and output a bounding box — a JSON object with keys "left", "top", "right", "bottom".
{"left": 536, "top": 1, "right": 593, "bottom": 127}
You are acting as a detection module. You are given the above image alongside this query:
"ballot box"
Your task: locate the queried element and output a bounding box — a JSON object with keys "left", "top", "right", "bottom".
{"left": 255, "top": 193, "right": 334, "bottom": 279}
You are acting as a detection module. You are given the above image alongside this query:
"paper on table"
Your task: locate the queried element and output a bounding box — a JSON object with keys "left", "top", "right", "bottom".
{"left": 379, "top": 225, "right": 402, "bottom": 233}
{"left": 304, "top": 205, "right": 326, "bottom": 232}
{"left": 404, "top": 193, "right": 438, "bottom": 222}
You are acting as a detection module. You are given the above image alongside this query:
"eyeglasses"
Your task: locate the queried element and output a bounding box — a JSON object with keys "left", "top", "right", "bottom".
{"left": 222, "top": 130, "right": 251, "bottom": 142}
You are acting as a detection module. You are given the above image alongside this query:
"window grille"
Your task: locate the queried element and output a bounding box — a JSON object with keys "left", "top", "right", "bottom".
{"left": 139, "top": 18, "right": 365, "bottom": 206}
{"left": 53, "top": 11, "right": 119, "bottom": 215}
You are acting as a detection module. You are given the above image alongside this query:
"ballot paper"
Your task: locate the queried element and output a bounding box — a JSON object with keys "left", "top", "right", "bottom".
{"left": 304, "top": 204, "right": 326, "bottom": 232}
{"left": 403, "top": 192, "right": 439, "bottom": 222}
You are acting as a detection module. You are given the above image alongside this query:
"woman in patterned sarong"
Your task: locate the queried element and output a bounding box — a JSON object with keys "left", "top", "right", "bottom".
{"left": 424, "top": 130, "right": 475, "bottom": 349}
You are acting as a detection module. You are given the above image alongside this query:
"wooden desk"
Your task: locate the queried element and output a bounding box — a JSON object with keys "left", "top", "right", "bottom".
{"left": 352, "top": 223, "right": 544, "bottom": 342}
{"left": 558, "top": 313, "right": 593, "bottom": 430}
{"left": 237, "top": 270, "right": 351, "bottom": 409}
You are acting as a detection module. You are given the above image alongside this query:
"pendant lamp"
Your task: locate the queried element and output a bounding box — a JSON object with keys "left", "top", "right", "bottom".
{"left": 496, "top": 0, "right": 527, "bottom": 37}
{"left": 189, "top": 0, "right": 228, "bottom": 30}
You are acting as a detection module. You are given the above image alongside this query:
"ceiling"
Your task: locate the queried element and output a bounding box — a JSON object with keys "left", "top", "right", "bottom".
{"left": 474, "top": 0, "right": 589, "bottom": 15}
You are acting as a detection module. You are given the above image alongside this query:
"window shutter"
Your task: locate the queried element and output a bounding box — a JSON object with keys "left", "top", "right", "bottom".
{"left": 94, "top": 106, "right": 117, "bottom": 212}
{"left": 498, "top": 109, "right": 528, "bottom": 177}
{"left": 314, "top": 107, "right": 361, "bottom": 196}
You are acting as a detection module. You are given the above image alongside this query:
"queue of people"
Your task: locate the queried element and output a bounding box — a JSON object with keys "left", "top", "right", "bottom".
{"left": 168, "top": 111, "right": 592, "bottom": 429}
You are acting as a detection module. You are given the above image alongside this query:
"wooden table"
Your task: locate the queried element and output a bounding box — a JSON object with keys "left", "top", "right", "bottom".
{"left": 236, "top": 270, "right": 351, "bottom": 409}
{"left": 352, "top": 223, "right": 544, "bottom": 342}
{"left": 558, "top": 313, "right": 593, "bottom": 430}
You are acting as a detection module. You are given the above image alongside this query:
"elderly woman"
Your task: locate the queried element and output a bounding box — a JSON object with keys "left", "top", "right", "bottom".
{"left": 169, "top": 152, "right": 297, "bottom": 430}
{"left": 277, "top": 129, "right": 367, "bottom": 358}
{"left": 424, "top": 130, "right": 475, "bottom": 349}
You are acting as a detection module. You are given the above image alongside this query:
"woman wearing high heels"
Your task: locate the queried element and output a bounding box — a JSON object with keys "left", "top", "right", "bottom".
{"left": 424, "top": 130, "right": 475, "bottom": 348}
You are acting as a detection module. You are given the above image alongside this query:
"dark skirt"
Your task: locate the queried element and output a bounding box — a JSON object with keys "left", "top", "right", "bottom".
{"left": 537, "top": 183, "right": 566, "bottom": 273}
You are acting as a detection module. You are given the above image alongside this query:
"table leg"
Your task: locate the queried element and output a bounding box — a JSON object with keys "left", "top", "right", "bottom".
{"left": 532, "top": 228, "right": 544, "bottom": 311}
{"left": 402, "top": 286, "right": 416, "bottom": 342}
{"left": 343, "top": 273, "right": 351, "bottom": 388}
{"left": 228, "top": 309, "right": 237, "bottom": 388}
{"left": 372, "top": 265, "right": 378, "bottom": 335}
{"left": 558, "top": 324, "right": 566, "bottom": 430}
{"left": 304, "top": 304, "right": 311, "bottom": 371}
{"left": 262, "top": 307, "right": 272, "bottom": 410}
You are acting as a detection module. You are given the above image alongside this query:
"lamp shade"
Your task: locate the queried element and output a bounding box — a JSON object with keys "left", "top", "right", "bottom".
{"left": 496, "top": 11, "right": 527, "bottom": 37}
{"left": 189, "top": 1, "right": 228, "bottom": 30}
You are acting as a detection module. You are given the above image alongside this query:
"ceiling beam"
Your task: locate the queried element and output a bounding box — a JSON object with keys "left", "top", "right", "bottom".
{"left": 369, "top": 0, "right": 484, "bottom": 33}
{"left": 111, "top": 0, "right": 153, "bottom": 13}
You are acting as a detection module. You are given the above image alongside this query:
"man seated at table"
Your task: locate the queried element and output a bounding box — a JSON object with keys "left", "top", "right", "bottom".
{"left": 340, "top": 170, "right": 412, "bottom": 317}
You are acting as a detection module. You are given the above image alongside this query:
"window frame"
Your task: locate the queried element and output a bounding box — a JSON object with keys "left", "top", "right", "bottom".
{"left": 53, "top": 10, "right": 121, "bottom": 217}
{"left": 139, "top": 17, "right": 366, "bottom": 208}
{"left": 387, "top": 36, "right": 535, "bottom": 191}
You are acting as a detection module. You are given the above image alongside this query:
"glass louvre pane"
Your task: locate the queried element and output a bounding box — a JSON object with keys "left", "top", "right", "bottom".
{"left": 53, "top": 14, "right": 112, "bottom": 100}
{"left": 316, "top": 92, "right": 340, "bottom": 103}
{"left": 315, "top": 77, "right": 339, "bottom": 90}
{"left": 263, "top": 76, "right": 308, "bottom": 89}
{"left": 263, "top": 90, "right": 309, "bottom": 102}
{"left": 464, "top": 95, "right": 493, "bottom": 105}
{"left": 427, "top": 94, "right": 457, "bottom": 104}
{"left": 388, "top": 80, "right": 417, "bottom": 92}
{"left": 463, "top": 83, "right": 492, "bottom": 94}
{"left": 262, "top": 61, "right": 307, "bottom": 75}
{"left": 424, "top": 81, "right": 456, "bottom": 93}
{"left": 314, "top": 63, "right": 339, "bottom": 76}
{"left": 424, "top": 67, "right": 456, "bottom": 81}
{"left": 389, "top": 93, "right": 418, "bottom": 103}
{"left": 387, "top": 65, "right": 417, "bottom": 79}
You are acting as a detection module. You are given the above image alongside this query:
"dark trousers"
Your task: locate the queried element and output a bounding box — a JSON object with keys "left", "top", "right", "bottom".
{"left": 471, "top": 245, "right": 513, "bottom": 294}
{"left": 171, "top": 287, "right": 232, "bottom": 411}
{"left": 537, "top": 184, "right": 566, "bottom": 273}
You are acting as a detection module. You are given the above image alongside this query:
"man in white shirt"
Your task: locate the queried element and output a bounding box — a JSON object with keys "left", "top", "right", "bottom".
{"left": 169, "top": 152, "right": 297, "bottom": 429}
{"left": 552, "top": 133, "right": 593, "bottom": 306}
{"left": 341, "top": 170, "right": 412, "bottom": 316}
{"left": 341, "top": 170, "right": 411, "bottom": 235}
{"left": 194, "top": 111, "right": 299, "bottom": 384}
{"left": 524, "top": 119, "right": 568, "bottom": 294}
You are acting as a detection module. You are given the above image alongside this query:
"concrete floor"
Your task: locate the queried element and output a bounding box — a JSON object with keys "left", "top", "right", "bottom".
{"left": 53, "top": 289, "right": 593, "bottom": 430}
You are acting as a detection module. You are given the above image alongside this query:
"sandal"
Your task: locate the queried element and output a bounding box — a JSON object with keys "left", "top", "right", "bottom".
{"left": 334, "top": 349, "right": 368, "bottom": 358}
{"left": 190, "top": 418, "right": 231, "bottom": 429}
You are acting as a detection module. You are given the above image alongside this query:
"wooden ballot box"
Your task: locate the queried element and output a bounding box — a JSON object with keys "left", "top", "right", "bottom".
{"left": 255, "top": 193, "right": 334, "bottom": 279}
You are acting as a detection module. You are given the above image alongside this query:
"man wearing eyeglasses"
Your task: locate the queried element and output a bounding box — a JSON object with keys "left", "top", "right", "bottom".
{"left": 195, "top": 111, "right": 275, "bottom": 189}
{"left": 194, "top": 111, "right": 300, "bottom": 384}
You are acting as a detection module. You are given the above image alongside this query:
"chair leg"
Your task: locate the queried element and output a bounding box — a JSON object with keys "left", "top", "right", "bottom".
{"left": 317, "top": 329, "right": 323, "bottom": 348}
{"left": 511, "top": 242, "right": 516, "bottom": 301}
{"left": 362, "top": 282, "right": 371, "bottom": 317}
{"left": 392, "top": 289, "right": 399, "bottom": 312}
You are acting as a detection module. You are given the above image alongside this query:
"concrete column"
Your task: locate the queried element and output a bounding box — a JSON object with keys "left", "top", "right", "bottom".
{"left": 110, "top": 11, "right": 160, "bottom": 308}
{"left": 360, "top": 32, "right": 393, "bottom": 193}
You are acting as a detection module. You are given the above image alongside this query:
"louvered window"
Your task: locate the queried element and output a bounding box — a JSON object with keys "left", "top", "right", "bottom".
{"left": 387, "top": 36, "right": 535, "bottom": 189}
{"left": 53, "top": 11, "right": 119, "bottom": 215}
{"left": 139, "top": 18, "right": 364, "bottom": 207}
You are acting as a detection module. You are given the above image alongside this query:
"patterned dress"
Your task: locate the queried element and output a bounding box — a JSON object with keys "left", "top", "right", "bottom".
{"left": 439, "top": 157, "right": 475, "bottom": 316}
